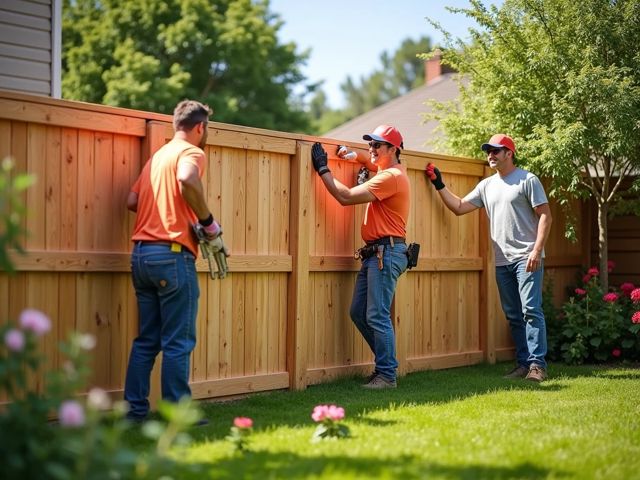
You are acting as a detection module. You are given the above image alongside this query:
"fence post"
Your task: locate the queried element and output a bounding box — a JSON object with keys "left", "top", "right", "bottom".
{"left": 479, "top": 166, "right": 497, "bottom": 364}
{"left": 287, "top": 141, "right": 311, "bottom": 389}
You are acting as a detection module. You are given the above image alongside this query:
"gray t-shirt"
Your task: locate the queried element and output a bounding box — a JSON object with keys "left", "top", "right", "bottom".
{"left": 463, "top": 168, "right": 548, "bottom": 266}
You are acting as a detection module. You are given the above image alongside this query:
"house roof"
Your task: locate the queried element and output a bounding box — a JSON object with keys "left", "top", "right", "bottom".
{"left": 324, "top": 73, "right": 461, "bottom": 153}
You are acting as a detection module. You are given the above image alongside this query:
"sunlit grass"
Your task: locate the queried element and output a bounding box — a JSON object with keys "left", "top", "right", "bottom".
{"left": 136, "top": 363, "right": 640, "bottom": 479}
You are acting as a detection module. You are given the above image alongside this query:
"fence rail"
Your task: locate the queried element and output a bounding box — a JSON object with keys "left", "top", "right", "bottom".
{"left": 0, "top": 91, "right": 588, "bottom": 406}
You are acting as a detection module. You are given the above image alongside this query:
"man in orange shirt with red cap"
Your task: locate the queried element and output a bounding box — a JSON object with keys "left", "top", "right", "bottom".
{"left": 311, "top": 125, "right": 410, "bottom": 389}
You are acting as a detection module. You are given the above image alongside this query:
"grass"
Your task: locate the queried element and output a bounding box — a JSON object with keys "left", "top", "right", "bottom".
{"left": 131, "top": 363, "right": 640, "bottom": 479}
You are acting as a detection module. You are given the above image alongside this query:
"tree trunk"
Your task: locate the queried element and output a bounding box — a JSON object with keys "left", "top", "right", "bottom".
{"left": 597, "top": 202, "right": 609, "bottom": 292}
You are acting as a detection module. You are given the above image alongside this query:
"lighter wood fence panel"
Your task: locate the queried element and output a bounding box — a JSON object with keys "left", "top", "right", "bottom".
{"left": 0, "top": 91, "right": 591, "bottom": 405}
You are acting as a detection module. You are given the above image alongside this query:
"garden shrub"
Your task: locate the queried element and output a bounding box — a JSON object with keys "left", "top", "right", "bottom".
{"left": 546, "top": 263, "right": 640, "bottom": 365}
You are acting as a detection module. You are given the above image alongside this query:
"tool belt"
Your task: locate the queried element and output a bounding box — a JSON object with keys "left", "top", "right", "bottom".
{"left": 354, "top": 237, "right": 420, "bottom": 271}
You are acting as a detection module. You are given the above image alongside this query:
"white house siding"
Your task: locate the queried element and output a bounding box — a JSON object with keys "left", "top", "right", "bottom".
{"left": 0, "top": 0, "right": 61, "bottom": 97}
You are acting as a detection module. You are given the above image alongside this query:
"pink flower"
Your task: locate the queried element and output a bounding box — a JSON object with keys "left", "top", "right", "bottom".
{"left": 631, "top": 288, "right": 640, "bottom": 304}
{"left": 620, "top": 283, "right": 636, "bottom": 296}
{"left": 607, "top": 260, "right": 615, "bottom": 273}
{"left": 612, "top": 348, "right": 621, "bottom": 358}
{"left": 587, "top": 267, "right": 599, "bottom": 277}
{"left": 59, "top": 400, "right": 85, "bottom": 427}
{"left": 233, "top": 417, "right": 253, "bottom": 429}
{"left": 582, "top": 274, "right": 592, "bottom": 283}
{"left": 603, "top": 293, "right": 619, "bottom": 303}
{"left": 575, "top": 288, "right": 586, "bottom": 296}
{"left": 19, "top": 309, "right": 51, "bottom": 336}
{"left": 632, "top": 311, "right": 640, "bottom": 324}
{"left": 4, "top": 328, "right": 25, "bottom": 351}
{"left": 312, "top": 404, "right": 345, "bottom": 422}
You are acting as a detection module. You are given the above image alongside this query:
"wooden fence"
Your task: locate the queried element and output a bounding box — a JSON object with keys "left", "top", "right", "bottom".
{"left": 0, "top": 91, "right": 588, "bottom": 406}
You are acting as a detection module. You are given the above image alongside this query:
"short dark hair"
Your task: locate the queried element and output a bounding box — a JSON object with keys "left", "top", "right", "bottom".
{"left": 173, "top": 100, "right": 211, "bottom": 131}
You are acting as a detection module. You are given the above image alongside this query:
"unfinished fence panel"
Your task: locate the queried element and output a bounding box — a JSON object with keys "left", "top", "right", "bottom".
{"left": 0, "top": 91, "right": 590, "bottom": 406}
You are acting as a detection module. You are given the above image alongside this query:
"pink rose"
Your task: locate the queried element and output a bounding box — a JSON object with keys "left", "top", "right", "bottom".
{"left": 19, "top": 309, "right": 51, "bottom": 336}
{"left": 607, "top": 260, "right": 615, "bottom": 273}
{"left": 59, "top": 400, "right": 85, "bottom": 427}
{"left": 587, "top": 267, "right": 599, "bottom": 277}
{"left": 4, "top": 328, "right": 25, "bottom": 351}
{"left": 632, "top": 311, "right": 640, "bottom": 324}
{"left": 603, "top": 293, "right": 619, "bottom": 303}
{"left": 631, "top": 288, "right": 640, "bottom": 304}
{"left": 312, "top": 405, "right": 329, "bottom": 422}
{"left": 233, "top": 417, "right": 253, "bottom": 429}
{"left": 620, "top": 283, "right": 635, "bottom": 296}
{"left": 327, "top": 405, "right": 345, "bottom": 421}
{"left": 575, "top": 288, "right": 586, "bottom": 296}
{"left": 612, "top": 348, "right": 621, "bottom": 358}
{"left": 582, "top": 274, "right": 592, "bottom": 283}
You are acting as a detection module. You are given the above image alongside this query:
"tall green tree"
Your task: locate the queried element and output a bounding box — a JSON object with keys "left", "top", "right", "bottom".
{"left": 62, "top": 0, "right": 313, "bottom": 132}
{"left": 314, "top": 36, "right": 432, "bottom": 132}
{"left": 425, "top": 0, "right": 640, "bottom": 291}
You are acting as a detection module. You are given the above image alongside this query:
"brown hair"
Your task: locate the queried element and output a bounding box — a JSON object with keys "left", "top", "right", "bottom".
{"left": 173, "top": 100, "right": 211, "bottom": 131}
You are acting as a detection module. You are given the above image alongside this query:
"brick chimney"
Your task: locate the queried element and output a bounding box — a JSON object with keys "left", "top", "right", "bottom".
{"left": 425, "top": 50, "right": 454, "bottom": 84}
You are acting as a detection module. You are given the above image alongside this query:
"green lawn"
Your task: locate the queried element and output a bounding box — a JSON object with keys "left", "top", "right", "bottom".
{"left": 142, "top": 363, "right": 640, "bottom": 479}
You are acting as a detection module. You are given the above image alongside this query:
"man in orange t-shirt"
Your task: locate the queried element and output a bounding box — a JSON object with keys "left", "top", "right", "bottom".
{"left": 124, "top": 100, "right": 222, "bottom": 423}
{"left": 311, "top": 125, "right": 410, "bottom": 389}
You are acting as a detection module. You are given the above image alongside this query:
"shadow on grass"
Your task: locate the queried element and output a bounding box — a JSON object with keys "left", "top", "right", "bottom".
{"left": 170, "top": 451, "right": 565, "bottom": 480}
{"left": 190, "top": 362, "right": 579, "bottom": 441}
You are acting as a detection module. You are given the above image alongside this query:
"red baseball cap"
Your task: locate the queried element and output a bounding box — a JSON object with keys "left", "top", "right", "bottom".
{"left": 363, "top": 125, "right": 404, "bottom": 149}
{"left": 481, "top": 134, "right": 516, "bottom": 153}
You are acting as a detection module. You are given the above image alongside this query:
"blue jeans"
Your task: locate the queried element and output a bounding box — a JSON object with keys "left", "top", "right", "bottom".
{"left": 495, "top": 259, "right": 547, "bottom": 369}
{"left": 124, "top": 242, "right": 199, "bottom": 419}
{"left": 350, "top": 242, "right": 408, "bottom": 381}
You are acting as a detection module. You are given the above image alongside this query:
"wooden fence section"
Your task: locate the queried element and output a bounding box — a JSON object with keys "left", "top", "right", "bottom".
{"left": 0, "top": 91, "right": 588, "bottom": 405}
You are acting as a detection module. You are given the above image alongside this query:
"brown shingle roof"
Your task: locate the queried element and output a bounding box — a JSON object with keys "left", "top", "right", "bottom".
{"left": 324, "top": 73, "right": 460, "bottom": 153}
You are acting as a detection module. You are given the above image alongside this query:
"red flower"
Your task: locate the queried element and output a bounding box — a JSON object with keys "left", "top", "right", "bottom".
{"left": 233, "top": 417, "right": 253, "bottom": 429}
{"left": 612, "top": 348, "right": 621, "bottom": 358}
{"left": 587, "top": 267, "right": 599, "bottom": 277}
{"left": 632, "top": 311, "right": 640, "bottom": 324}
{"left": 631, "top": 288, "right": 640, "bottom": 304}
{"left": 621, "top": 283, "right": 636, "bottom": 296}
{"left": 607, "top": 260, "right": 615, "bottom": 273}
{"left": 603, "top": 293, "right": 619, "bottom": 303}
{"left": 582, "top": 274, "right": 592, "bottom": 283}
{"left": 575, "top": 288, "right": 586, "bottom": 296}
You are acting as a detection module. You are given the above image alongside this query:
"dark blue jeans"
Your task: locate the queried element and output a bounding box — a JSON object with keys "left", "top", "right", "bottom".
{"left": 495, "top": 259, "right": 547, "bottom": 369}
{"left": 124, "top": 242, "right": 199, "bottom": 419}
{"left": 349, "top": 242, "right": 408, "bottom": 381}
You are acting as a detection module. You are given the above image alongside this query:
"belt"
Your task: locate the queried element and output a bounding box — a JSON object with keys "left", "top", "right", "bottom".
{"left": 366, "top": 236, "right": 405, "bottom": 246}
{"left": 136, "top": 240, "right": 184, "bottom": 252}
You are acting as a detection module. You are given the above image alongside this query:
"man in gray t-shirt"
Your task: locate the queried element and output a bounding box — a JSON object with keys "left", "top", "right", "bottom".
{"left": 425, "top": 134, "right": 553, "bottom": 382}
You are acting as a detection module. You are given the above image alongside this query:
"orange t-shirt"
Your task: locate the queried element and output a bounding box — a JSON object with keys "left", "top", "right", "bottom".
{"left": 131, "top": 138, "right": 205, "bottom": 256}
{"left": 361, "top": 164, "right": 410, "bottom": 242}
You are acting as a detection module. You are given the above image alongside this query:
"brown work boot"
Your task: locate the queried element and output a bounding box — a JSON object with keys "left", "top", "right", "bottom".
{"left": 362, "top": 374, "right": 397, "bottom": 389}
{"left": 525, "top": 364, "right": 547, "bottom": 382}
{"left": 503, "top": 365, "right": 529, "bottom": 379}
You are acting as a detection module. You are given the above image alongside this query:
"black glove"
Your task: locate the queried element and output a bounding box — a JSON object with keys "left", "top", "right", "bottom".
{"left": 311, "top": 142, "right": 330, "bottom": 176}
{"left": 425, "top": 163, "right": 445, "bottom": 190}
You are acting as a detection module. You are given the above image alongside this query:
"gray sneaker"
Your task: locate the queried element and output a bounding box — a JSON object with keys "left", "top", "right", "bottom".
{"left": 363, "top": 371, "right": 378, "bottom": 385}
{"left": 503, "top": 365, "right": 529, "bottom": 379}
{"left": 362, "top": 374, "right": 397, "bottom": 389}
{"left": 526, "top": 364, "right": 547, "bottom": 382}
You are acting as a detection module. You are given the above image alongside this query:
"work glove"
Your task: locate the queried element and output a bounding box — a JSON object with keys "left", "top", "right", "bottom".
{"left": 208, "top": 235, "right": 226, "bottom": 254}
{"left": 311, "top": 142, "right": 330, "bottom": 176}
{"left": 425, "top": 163, "right": 445, "bottom": 191}
{"left": 201, "top": 219, "right": 222, "bottom": 239}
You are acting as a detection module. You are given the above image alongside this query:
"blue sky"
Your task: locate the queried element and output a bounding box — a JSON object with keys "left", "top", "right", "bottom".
{"left": 269, "top": 0, "right": 502, "bottom": 109}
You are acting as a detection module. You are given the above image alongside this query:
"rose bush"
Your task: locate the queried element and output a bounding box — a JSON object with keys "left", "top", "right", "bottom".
{"left": 546, "top": 263, "right": 640, "bottom": 365}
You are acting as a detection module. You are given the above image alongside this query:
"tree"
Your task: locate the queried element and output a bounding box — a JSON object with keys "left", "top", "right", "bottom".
{"left": 62, "top": 0, "right": 313, "bottom": 132}
{"left": 314, "top": 36, "right": 432, "bottom": 132}
{"left": 425, "top": 0, "right": 640, "bottom": 291}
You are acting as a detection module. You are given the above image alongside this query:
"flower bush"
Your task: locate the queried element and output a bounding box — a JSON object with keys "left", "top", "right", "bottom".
{"left": 226, "top": 416, "right": 253, "bottom": 452}
{"left": 310, "top": 404, "right": 350, "bottom": 442}
{"left": 546, "top": 265, "right": 640, "bottom": 365}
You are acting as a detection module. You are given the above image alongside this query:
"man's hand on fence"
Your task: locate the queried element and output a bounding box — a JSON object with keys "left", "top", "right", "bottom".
{"left": 311, "top": 142, "right": 330, "bottom": 176}
{"left": 425, "top": 163, "right": 445, "bottom": 191}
